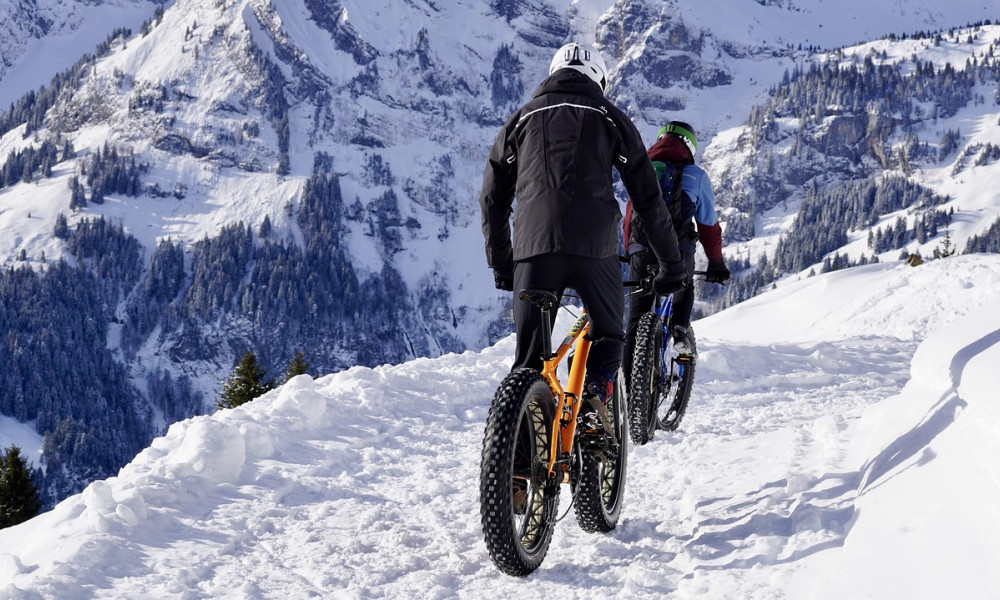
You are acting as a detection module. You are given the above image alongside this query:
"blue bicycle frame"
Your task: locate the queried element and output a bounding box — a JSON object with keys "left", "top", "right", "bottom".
{"left": 654, "top": 293, "right": 688, "bottom": 394}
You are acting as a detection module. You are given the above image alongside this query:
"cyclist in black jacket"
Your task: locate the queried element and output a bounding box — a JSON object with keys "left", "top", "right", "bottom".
{"left": 479, "top": 42, "right": 686, "bottom": 425}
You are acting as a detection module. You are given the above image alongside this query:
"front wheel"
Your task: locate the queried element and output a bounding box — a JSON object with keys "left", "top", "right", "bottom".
{"left": 480, "top": 368, "right": 560, "bottom": 576}
{"left": 573, "top": 369, "right": 628, "bottom": 533}
{"left": 628, "top": 312, "right": 663, "bottom": 445}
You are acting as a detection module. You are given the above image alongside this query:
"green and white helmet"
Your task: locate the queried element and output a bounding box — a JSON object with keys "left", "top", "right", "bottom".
{"left": 549, "top": 42, "right": 608, "bottom": 92}
{"left": 658, "top": 121, "right": 697, "bottom": 156}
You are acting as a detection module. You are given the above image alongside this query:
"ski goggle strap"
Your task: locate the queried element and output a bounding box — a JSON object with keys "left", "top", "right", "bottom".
{"left": 657, "top": 123, "right": 697, "bottom": 155}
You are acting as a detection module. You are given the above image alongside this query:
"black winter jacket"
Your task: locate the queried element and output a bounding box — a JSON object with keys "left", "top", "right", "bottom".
{"left": 479, "top": 69, "right": 680, "bottom": 275}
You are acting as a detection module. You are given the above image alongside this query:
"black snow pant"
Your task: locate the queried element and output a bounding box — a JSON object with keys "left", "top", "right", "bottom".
{"left": 622, "top": 250, "right": 695, "bottom": 388}
{"left": 511, "top": 254, "right": 624, "bottom": 382}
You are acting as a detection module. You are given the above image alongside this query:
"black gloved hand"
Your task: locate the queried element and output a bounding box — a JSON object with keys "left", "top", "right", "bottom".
{"left": 653, "top": 260, "right": 687, "bottom": 296}
{"left": 705, "top": 260, "right": 731, "bottom": 284}
{"left": 493, "top": 270, "right": 514, "bottom": 292}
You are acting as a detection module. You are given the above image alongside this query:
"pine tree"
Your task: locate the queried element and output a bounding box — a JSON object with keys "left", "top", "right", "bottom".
{"left": 934, "top": 224, "right": 956, "bottom": 258}
{"left": 53, "top": 212, "right": 70, "bottom": 239}
{"left": 216, "top": 351, "right": 274, "bottom": 410}
{"left": 284, "top": 351, "right": 311, "bottom": 382}
{"left": 0, "top": 445, "right": 43, "bottom": 528}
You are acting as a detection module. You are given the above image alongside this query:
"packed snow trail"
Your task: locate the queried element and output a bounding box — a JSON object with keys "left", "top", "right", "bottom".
{"left": 8, "top": 337, "right": 905, "bottom": 599}
{"left": 2, "top": 256, "right": 1000, "bottom": 599}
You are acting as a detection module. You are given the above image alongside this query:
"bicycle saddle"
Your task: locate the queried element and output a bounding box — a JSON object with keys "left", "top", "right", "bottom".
{"left": 518, "top": 289, "right": 559, "bottom": 310}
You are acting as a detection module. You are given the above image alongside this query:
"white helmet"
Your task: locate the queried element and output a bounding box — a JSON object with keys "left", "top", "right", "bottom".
{"left": 549, "top": 42, "right": 608, "bottom": 92}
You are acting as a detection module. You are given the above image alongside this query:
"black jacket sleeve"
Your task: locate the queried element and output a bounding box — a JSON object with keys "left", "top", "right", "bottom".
{"left": 478, "top": 115, "right": 518, "bottom": 275}
{"left": 613, "top": 113, "right": 681, "bottom": 263}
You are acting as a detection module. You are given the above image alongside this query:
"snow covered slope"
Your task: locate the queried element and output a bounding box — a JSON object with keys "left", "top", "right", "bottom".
{"left": 2, "top": 252, "right": 998, "bottom": 598}
{"left": 806, "top": 277, "right": 1000, "bottom": 599}
{"left": 0, "top": 0, "right": 160, "bottom": 111}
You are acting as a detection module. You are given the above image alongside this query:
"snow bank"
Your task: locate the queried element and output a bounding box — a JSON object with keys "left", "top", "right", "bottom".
{"left": 798, "top": 264, "right": 1000, "bottom": 599}
{"left": 700, "top": 255, "right": 1000, "bottom": 344}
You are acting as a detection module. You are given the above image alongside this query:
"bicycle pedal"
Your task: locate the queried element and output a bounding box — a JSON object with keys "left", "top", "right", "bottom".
{"left": 581, "top": 396, "right": 616, "bottom": 435}
{"left": 577, "top": 410, "right": 601, "bottom": 432}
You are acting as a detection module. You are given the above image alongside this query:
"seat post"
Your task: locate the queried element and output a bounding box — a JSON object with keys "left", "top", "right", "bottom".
{"left": 538, "top": 304, "right": 554, "bottom": 360}
{"left": 518, "top": 289, "right": 559, "bottom": 360}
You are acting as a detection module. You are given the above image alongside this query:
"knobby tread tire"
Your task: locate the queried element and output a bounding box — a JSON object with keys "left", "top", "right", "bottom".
{"left": 480, "top": 368, "right": 559, "bottom": 576}
{"left": 573, "top": 370, "right": 628, "bottom": 533}
{"left": 628, "top": 312, "right": 661, "bottom": 445}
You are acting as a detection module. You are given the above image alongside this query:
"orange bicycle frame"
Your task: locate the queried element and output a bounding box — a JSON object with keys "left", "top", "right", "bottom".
{"left": 539, "top": 310, "right": 591, "bottom": 479}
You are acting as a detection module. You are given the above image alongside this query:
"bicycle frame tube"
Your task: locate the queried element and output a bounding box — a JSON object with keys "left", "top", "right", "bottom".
{"left": 657, "top": 293, "right": 673, "bottom": 321}
{"left": 657, "top": 294, "right": 675, "bottom": 383}
{"left": 539, "top": 311, "right": 591, "bottom": 478}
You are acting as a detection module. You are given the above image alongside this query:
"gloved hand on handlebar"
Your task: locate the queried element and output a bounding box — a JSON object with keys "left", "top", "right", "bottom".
{"left": 705, "top": 260, "right": 731, "bottom": 284}
{"left": 653, "top": 260, "right": 687, "bottom": 295}
{"left": 493, "top": 269, "right": 514, "bottom": 292}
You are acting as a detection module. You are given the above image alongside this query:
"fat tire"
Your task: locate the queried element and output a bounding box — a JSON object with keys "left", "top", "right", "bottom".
{"left": 628, "top": 312, "right": 662, "bottom": 445}
{"left": 573, "top": 370, "right": 628, "bottom": 533}
{"left": 480, "top": 368, "right": 560, "bottom": 576}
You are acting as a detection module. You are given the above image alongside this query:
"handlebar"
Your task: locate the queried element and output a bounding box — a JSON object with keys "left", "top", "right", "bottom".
{"left": 623, "top": 271, "right": 707, "bottom": 286}
{"left": 623, "top": 268, "right": 720, "bottom": 297}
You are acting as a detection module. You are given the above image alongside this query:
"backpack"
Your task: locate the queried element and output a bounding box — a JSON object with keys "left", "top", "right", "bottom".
{"left": 625, "top": 160, "right": 697, "bottom": 253}
{"left": 651, "top": 160, "right": 696, "bottom": 223}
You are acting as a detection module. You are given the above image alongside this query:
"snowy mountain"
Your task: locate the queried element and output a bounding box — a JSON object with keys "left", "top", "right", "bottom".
{"left": 1, "top": 0, "right": 999, "bottom": 506}
{"left": 704, "top": 22, "right": 1000, "bottom": 307}
{"left": 0, "top": 0, "right": 162, "bottom": 111}
{"left": 2, "top": 252, "right": 999, "bottom": 598}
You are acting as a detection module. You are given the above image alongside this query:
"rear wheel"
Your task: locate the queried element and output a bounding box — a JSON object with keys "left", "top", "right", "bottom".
{"left": 628, "top": 312, "right": 662, "bottom": 445}
{"left": 657, "top": 356, "right": 695, "bottom": 431}
{"left": 480, "top": 368, "right": 560, "bottom": 576}
{"left": 573, "top": 369, "right": 628, "bottom": 533}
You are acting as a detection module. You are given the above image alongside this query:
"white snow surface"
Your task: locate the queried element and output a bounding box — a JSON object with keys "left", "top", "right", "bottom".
{"left": 2, "top": 253, "right": 1000, "bottom": 599}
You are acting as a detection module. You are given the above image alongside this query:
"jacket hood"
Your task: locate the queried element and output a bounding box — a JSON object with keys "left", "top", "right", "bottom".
{"left": 532, "top": 68, "right": 605, "bottom": 99}
{"left": 648, "top": 134, "right": 693, "bottom": 163}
